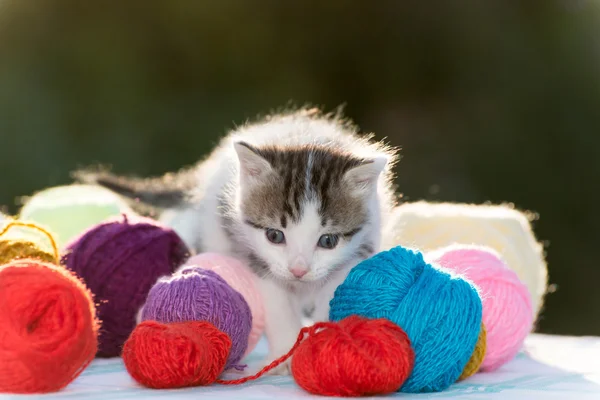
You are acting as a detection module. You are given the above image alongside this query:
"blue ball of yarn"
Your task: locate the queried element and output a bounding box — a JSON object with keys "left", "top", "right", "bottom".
{"left": 329, "top": 245, "right": 482, "bottom": 393}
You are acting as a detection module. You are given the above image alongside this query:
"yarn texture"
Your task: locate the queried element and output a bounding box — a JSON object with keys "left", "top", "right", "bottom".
{"left": 0, "top": 259, "right": 98, "bottom": 393}
{"left": 432, "top": 245, "right": 533, "bottom": 371}
{"left": 123, "top": 320, "right": 231, "bottom": 389}
{"left": 291, "top": 316, "right": 415, "bottom": 397}
{"left": 329, "top": 245, "right": 482, "bottom": 393}
{"left": 182, "top": 253, "right": 264, "bottom": 355}
{"left": 62, "top": 214, "right": 189, "bottom": 357}
{"left": 141, "top": 266, "right": 252, "bottom": 369}
{"left": 19, "top": 184, "right": 132, "bottom": 248}
{"left": 0, "top": 221, "right": 60, "bottom": 265}
{"left": 382, "top": 201, "right": 547, "bottom": 316}
{"left": 0, "top": 240, "right": 57, "bottom": 265}
{"left": 459, "top": 324, "right": 487, "bottom": 380}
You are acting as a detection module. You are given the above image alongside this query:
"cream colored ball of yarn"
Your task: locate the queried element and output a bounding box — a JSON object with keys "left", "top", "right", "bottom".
{"left": 381, "top": 201, "right": 547, "bottom": 318}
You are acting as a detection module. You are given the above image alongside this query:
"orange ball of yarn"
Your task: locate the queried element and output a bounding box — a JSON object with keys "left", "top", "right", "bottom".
{"left": 291, "top": 316, "right": 415, "bottom": 397}
{"left": 123, "top": 320, "right": 232, "bottom": 389}
{"left": 0, "top": 259, "right": 98, "bottom": 394}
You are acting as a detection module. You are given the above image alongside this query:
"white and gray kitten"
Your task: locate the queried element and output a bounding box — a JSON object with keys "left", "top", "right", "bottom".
{"left": 76, "top": 108, "right": 399, "bottom": 373}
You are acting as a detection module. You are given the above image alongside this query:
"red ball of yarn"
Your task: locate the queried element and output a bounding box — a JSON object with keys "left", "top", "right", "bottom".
{"left": 0, "top": 259, "right": 98, "bottom": 394}
{"left": 123, "top": 320, "right": 232, "bottom": 389}
{"left": 291, "top": 316, "right": 415, "bottom": 397}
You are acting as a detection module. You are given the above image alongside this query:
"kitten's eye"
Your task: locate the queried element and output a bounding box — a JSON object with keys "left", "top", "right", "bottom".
{"left": 266, "top": 228, "right": 286, "bottom": 244}
{"left": 317, "top": 234, "right": 339, "bottom": 249}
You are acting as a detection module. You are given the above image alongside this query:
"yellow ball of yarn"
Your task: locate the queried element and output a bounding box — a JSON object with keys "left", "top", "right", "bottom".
{"left": 0, "top": 240, "right": 57, "bottom": 265}
{"left": 0, "top": 221, "right": 60, "bottom": 266}
{"left": 382, "top": 201, "right": 547, "bottom": 317}
{"left": 459, "top": 324, "right": 487, "bottom": 381}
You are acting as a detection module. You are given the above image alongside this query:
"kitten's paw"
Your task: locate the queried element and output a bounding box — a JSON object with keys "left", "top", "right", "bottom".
{"left": 263, "top": 354, "right": 292, "bottom": 376}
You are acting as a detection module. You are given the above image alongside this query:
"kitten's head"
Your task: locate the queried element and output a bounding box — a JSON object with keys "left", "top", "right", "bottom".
{"left": 232, "top": 139, "right": 390, "bottom": 284}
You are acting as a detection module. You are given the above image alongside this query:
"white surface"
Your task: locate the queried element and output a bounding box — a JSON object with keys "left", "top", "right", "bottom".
{"left": 1, "top": 333, "right": 599, "bottom": 399}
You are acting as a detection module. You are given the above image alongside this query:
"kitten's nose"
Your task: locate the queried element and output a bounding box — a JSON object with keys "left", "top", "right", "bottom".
{"left": 290, "top": 266, "right": 308, "bottom": 278}
{"left": 290, "top": 256, "right": 308, "bottom": 279}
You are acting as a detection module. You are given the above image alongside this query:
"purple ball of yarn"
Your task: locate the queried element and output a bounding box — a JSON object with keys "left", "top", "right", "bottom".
{"left": 141, "top": 266, "right": 253, "bottom": 369}
{"left": 62, "top": 214, "right": 190, "bottom": 358}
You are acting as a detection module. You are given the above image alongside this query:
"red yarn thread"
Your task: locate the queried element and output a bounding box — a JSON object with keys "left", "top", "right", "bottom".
{"left": 0, "top": 259, "right": 98, "bottom": 394}
{"left": 123, "top": 320, "right": 232, "bottom": 389}
{"left": 124, "top": 316, "right": 415, "bottom": 396}
{"left": 219, "top": 316, "right": 415, "bottom": 396}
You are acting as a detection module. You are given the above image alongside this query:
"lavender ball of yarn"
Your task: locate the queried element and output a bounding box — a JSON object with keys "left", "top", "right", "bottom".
{"left": 141, "top": 266, "right": 253, "bottom": 369}
{"left": 62, "top": 214, "right": 190, "bottom": 358}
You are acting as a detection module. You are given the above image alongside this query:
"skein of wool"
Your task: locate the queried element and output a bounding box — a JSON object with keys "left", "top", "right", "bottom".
{"left": 62, "top": 214, "right": 190, "bottom": 357}
{"left": 181, "top": 253, "right": 265, "bottom": 355}
{"left": 123, "top": 320, "right": 231, "bottom": 389}
{"left": 19, "top": 184, "right": 133, "bottom": 248}
{"left": 0, "top": 259, "right": 98, "bottom": 393}
{"left": 431, "top": 245, "right": 533, "bottom": 371}
{"left": 290, "top": 316, "right": 415, "bottom": 396}
{"left": 140, "top": 266, "right": 252, "bottom": 369}
{"left": 459, "top": 324, "right": 487, "bottom": 380}
{"left": 381, "top": 201, "right": 547, "bottom": 317}
{"left": 0, "top": 221, "right": 60, "bottom": 265}
{"left": 329, "top": 245, "right": 483, "bottom": 393}
{"left": 123, "top": 315, "right": 416, "bottom": 396}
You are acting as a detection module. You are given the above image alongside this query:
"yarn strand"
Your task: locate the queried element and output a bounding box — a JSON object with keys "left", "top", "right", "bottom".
{"left": 0, "top": 221, "right": 60, "bottom": 263}
{"left": 216, "top": 322, "right": 335, "bottom": 385}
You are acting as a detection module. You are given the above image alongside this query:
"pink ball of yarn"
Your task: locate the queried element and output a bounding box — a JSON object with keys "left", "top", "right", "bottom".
{"left": 431, "top": 245, "right": 533, "bottom": 371}
{"left": 182, "top": 253, "right": 265, "bottom": 355}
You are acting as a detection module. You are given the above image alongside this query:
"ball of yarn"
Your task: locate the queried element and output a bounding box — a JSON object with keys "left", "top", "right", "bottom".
{"left": 19, "top": 184, "right": 132, "bottom": 248}
{"left": 0, "top": 259, "right": 98, "bottom": 393}
{"left": 182, "top": 253, "right": 264, "bottom": 355}
{"left": 431, "top": 245, "right": 533, "bottom": 371}
{"left": 0, "top": 221, "right": 60, "bottom": 265}
{"left": 329, "top": 245, "right": 482, "bottom": 393}
{"left": 123, "top": 320, "right": 231, "bottom": 389}
{"left": 0, "top": 240, "right": 57, "bottom": 265}
{"left": 292, "top": 316, "right": 415, "bottom": 397}
{"left": 62, "top": 214, "right": 189, "bottom": 357}
{"left": 459, "top": 324, "right": 487, "bottom": 380}
{"left": 381, "top": 201, "right": 547, "bottom": 317}
{"left": 141, "top": 266, "right": 252, "bottom": 369}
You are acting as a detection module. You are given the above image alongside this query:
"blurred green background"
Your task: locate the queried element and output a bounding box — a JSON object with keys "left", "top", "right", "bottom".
{"left": 0, "top": 0, "right": 598, "bottom": 335}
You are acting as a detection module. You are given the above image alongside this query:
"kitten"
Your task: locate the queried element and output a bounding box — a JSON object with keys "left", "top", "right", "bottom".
{"left": 75, "top": 108, "right": 399, "bottom": 374}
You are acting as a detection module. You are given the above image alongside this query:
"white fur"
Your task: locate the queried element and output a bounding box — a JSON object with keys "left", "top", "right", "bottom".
{"left": 244, "top": 201, "right": 358, "bottom": 283}
{"left": 155, "top": 112, "right": 397, "bottom": 374}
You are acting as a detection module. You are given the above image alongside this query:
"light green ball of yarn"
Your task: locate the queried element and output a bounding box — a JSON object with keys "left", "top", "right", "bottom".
{"left": 19, "top": 184, "right": 132, "bottom": 248}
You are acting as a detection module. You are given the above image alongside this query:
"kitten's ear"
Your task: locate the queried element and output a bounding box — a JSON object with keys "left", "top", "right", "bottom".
{"left": 343, "top": 156, "right": 388, "bottom": 193}
{"left": 233, "top": 141, "right": 273, "bottom": 179}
